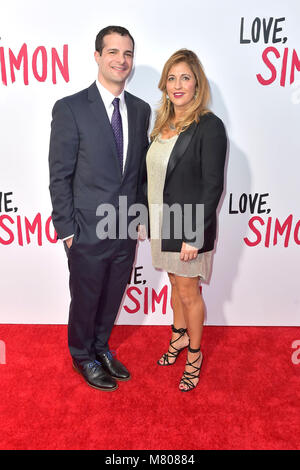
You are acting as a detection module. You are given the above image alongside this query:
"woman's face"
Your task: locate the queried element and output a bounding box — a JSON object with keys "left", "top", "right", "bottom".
{"left": 166, "top": 61, "right": 197, "bottom": 113}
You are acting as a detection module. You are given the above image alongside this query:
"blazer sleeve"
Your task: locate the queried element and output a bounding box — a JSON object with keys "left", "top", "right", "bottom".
{"left": 48, "top": 99, "right": 79, "bottom": 239}
{"left": 136, "top": 104, "right": 151, "bottom": 211}
{"left": 183, "top": 116, "right": 227, "bottom": 244}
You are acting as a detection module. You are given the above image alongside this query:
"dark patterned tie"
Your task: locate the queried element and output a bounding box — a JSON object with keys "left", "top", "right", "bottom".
{"left": 111, "top": 97, "right": 123, "bottom": 173}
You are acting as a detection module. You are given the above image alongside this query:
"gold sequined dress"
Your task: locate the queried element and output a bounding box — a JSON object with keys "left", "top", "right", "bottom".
{"left": 146, "top": 134, "right": 213, "bottom": 280}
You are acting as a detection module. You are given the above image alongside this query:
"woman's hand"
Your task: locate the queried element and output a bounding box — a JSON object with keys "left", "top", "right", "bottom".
{"left": 138, "top": 224, "right": 147, "bottom": 241}
{"left": 180, "top": 242, "right": 198, "bottom": 261}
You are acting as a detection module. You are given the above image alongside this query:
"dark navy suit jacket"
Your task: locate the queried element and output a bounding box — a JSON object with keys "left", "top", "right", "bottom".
{"left": 49, "top": 81, "right": 151, "bottom": 240}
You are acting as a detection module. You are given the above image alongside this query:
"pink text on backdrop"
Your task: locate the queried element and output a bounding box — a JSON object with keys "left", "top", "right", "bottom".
{"left": 244, "top": 214, "right": 300, "bottom": 247}
{"left": 257, "top": 47, "right": 300, "bottom": 86}
{"left": 0, "top": 213, "right": 57, "bottom": 245}
{"left": 0, "top": 43, "right": 69, "bottom": 85}
{"left": 124, "top": 284, "right": 202, "bottom": 315}
{"left": 124, "top": 286, "right": 169, "bottom": 315}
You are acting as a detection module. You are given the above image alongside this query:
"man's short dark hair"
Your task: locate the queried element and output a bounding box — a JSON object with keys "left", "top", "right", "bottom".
{"left": 95, "top": 26, "right": 135, "bottom": 55}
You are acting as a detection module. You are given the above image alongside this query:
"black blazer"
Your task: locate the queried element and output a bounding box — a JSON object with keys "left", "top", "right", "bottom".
{"left": 49, "top": 82, "right": 151, "bottom": 240}
{"left": 139, "top": 112, "right": 227, "bottom": 253}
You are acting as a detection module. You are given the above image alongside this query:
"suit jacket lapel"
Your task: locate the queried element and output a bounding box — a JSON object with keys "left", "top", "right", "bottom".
{"left": 165, "top": 121, "right": 198, "bottom": 184}
{"left": 88, "top": 82, "right": 122, "bottom": 179}
{"left": 123, "top": 91, "right": 137, "bottom": 179}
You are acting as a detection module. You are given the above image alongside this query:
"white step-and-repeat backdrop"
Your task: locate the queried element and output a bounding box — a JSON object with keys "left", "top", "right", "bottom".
{"left": 0, "top": 0, "right": 299, "bottom": 325}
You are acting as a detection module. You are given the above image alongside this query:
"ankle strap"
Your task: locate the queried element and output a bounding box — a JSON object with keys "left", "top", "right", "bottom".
{"left": 188, "top": 345, "right": 201, "bottom": 353}
{"left": 171, "top": 324, "right": 187, "bottom": 335}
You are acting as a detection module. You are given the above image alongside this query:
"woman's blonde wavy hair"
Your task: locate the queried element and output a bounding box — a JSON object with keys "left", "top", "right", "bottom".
{"left": 150, "top": 49, "right": 211, "bottom": 140}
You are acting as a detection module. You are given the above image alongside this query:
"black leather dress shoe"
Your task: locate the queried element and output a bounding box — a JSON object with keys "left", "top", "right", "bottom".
{"left": 96, "top": 351, "right": 131, "bottom": 381}
{"left": 72, "top": 359, "right": 118, "bottom": 391}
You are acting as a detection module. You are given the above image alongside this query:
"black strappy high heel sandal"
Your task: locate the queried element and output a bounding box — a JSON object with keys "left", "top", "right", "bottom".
{"left": 179, "top": 345, "right": 203, "bottom": 392}
{"left": 157, "top": 324, "right": 188, "bottom": 366}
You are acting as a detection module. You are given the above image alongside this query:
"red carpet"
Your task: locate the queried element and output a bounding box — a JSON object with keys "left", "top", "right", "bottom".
{"left": 0, "top": 324, "right": 299, "bottom": 450}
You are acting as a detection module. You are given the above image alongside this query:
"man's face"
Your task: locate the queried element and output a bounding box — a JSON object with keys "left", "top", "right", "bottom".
{"left": 95, "top": 33, "right": 134, "bottom": 89}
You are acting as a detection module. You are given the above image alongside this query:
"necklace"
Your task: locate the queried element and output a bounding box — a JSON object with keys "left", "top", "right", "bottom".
{"left": 169, "top": 122, "right": 176, "bottom": 130}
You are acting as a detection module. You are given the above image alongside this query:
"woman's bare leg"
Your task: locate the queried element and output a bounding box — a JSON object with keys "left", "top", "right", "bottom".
{"left": 158, "top": 273, "right": 189, "bottom": 365}
{"left": 172, "top": 275, "right": 204, "bottom": 390}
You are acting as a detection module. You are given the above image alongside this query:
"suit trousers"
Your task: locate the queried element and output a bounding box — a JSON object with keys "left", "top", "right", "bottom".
{"left": 65, "top": 208, "right": 136, "bottom": 364}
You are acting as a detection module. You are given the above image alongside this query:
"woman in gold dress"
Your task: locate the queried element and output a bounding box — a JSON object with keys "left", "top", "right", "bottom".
{"left": 141, "top": 49, "right": 227, "bottom": 391}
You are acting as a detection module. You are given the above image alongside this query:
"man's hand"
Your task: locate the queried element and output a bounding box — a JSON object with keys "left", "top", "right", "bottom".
{"left": 180, "top": 242, "right": 198, "bottom": 261}
{"left": 65, "top": 236, "right": 74, "bottom": 249}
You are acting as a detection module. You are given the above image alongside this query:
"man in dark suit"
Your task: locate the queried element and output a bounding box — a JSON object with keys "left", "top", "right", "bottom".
{"left": 49, "top": 26, "right": 151, "bottom": 391}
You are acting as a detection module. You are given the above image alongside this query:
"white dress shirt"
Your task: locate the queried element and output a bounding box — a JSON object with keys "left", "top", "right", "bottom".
{"left": 62, "top": 79, "right": 129, "bottom": 242}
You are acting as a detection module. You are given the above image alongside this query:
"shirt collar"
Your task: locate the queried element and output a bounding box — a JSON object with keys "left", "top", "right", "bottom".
{"left": 96, "top": 79, "right": 126, "bottom": 111}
